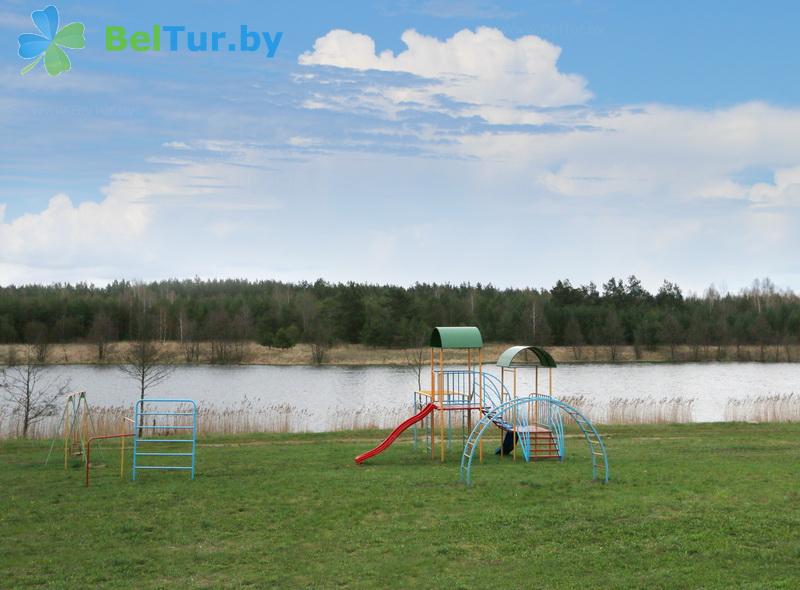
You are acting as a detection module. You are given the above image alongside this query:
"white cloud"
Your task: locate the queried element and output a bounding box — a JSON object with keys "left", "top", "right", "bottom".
{"left": 0, "top": 193, "right": 149, "bottom": 269}
{"left": 297, "top": 28, "right": 800, "bottom": 208}
{"left": 0, "top": 143, "right": 284, "bottom": 280}
{"left": 299, "top": 27, "right": 590, "bottom": 122}
{"left": 445, "top": 102, "right": 800, "bottom": 206}
{"left": 748, "top": 166, "right": 800, "bottom": 207}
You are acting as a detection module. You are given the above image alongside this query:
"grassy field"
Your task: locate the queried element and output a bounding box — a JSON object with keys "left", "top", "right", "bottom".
{"left": 2, "top": 423, "right": 799, "bottom": 588}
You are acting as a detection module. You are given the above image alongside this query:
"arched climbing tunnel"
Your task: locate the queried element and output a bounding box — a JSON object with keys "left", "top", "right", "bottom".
{"left": 460, "top": 396, "right": 609, "bottom": 486}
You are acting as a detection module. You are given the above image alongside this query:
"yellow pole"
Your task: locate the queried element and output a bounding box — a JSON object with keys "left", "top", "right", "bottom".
{"left": 63, "top": 397, "right": 70, "bottom": 469}
{"left": 478, "top": 348, "right": 483, "bottom": 463}
{"left": 81, "top": 394, "right": 88, "bottom": 462}
{"left": 439, "top": 348, "right": 445, "bottom": 462}
{"left": 500, "top": 368, "right": 505, "bottom": 453}
{"left": 430, "top": 348, "right": 435, "bottom": 459}
{"left": 120, "top": 434, "right": 125, "bottom": 479}
{"left": 467, "top": 349, "right": 472, "bottom": 434}
{"left": 513, "top": 368, "right": 517, "bottom": 462}
{"left": 535, "top": 366, "right": 540, "bottom": 429}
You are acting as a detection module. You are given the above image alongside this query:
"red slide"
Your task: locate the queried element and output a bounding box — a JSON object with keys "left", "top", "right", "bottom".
{"left": 355, "top": 403, "right": 436, "bottom": 464}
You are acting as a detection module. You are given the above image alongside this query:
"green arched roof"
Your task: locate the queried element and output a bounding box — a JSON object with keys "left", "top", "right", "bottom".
{"left": 429, "top": 326, "right": 483, "bottom": 349}
{"left": 496, "top": 345, "right": 557, "bottom": 368}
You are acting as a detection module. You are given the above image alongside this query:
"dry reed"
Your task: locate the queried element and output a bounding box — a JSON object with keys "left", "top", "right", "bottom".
{"left": 559, "top": 395, "right": 695, "bottom": 424}
{"left": 0, "top": 398, "right": 313, "bottom": 439}
{"left": 725, "top": 394, "right": 800, "bottom": 422}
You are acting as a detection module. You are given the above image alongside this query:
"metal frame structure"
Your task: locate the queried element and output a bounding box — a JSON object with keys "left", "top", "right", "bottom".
{"left": 85, "top": 433, "right": 133, "bottom": 487}
{"left": 460, "top": 396, "right": 609, "bottom": 486}
{"left": 360, "top": 327, "right": 610, "bottom": 486}
{"left": 133, "top": 399, "right": 197, "bottom": 481}
{"left": 45, "top": 391, "right": 98, "bottom": 468}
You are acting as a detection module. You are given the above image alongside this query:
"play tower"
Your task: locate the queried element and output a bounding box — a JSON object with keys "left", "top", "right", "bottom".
{"left": 355, "top": 326, "right": 610, "bottom": 484}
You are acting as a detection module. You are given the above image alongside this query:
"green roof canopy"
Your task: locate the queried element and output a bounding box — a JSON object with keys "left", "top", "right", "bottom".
{"left": 496, "top": 345, "right": 557, "bottom": 368}
{"left": 429, "top": 327, "right": 483, "bottom": 349}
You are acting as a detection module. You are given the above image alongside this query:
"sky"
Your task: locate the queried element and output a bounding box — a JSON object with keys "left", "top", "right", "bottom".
{"left": 2, "top": 0, "right": 800, "bottom": 293}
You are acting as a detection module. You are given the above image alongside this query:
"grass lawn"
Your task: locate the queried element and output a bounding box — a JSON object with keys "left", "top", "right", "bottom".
{"left": 2, "top": 423, "right": 799, "bottom": 588}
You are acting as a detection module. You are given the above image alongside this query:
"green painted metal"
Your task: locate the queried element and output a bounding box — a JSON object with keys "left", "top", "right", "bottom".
{"left": 429, "top": 326, "right": 483, "bottom": 349}
{"left": 496, "top": 345, "right": 557, "bottom": 368}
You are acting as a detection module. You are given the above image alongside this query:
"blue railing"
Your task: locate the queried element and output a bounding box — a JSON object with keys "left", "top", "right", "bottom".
{"left": 133, "top": 399, "right": 197, "bottom": 481}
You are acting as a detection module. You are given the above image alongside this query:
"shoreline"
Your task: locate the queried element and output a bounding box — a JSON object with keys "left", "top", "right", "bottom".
{"left": 1, "top": 341, "right": 798, "bottom": 366}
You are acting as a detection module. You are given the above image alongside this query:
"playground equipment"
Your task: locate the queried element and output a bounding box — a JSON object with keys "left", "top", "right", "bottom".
{"left": 495, "top": 345, "right": 560, "bottom": 460}
{"left": 460, "top": 396, "right": 609, "bottom": 485}
{"left": 133, "top": 399, "right": 198, "bottom": 481}
{"left": 85, "top": 432, "right": 133, "bottom": 487}
{"left": 45, "top": 391, "right": 98, "bottom": 468}
{"left": 47, "top": 396, "right": 199, "bottom": 486}
{"left": 355, "top": 327, "right": 609, "bottom": 484}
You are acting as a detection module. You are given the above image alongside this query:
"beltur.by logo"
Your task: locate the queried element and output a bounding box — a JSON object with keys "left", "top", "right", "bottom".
{"left": 17, "top": 5, "right": 85, "bottom": 76}
{"left": 105, "top": 25, "right": 283, "bottom": 57}
{"left": 16, "top": 6, "right": 283, "bottom": 77}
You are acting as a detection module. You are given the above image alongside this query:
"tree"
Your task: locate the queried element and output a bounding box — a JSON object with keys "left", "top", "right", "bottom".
{"left": 273, "top": 325, "right": 300, "bottom": 349}
{"left": 403, "top": 323, "right": 429, "bottom": 390}
{"left": 564, "top": 314, "right": 584, "bottom": 360}
{"left": 1, "top": 347, "right": 70, "bottom": 437}
{"left": 532, "top": 310, "right": 553, "bottom": 347}
{"left": 660, "top": 313, "right": 683, "bottom": 360}
{"left": 656, "top": 280, "right": 683, "bottom": 306}
{"left": 24, "top": 321, "right": 49, "bottom": 363}
{"left": 118, "top": 316, "right": 174, "bottom": 436}
{"left": 752, "top": 313, "right": 771, "bottom": 362}
{"left": 179, "top": 312, "right": 201, "bottom": 363}
{"left": 604, "top": 310, "right": 624, "bottom": 361}
{"left": 712, "top": 312, "right": 730, "bottom": 361}
{"left": 88, "top": 311, "right": 117, "bottom": 361}
{"left": 687, "top": 310, "right": 707, "bottom": 361}
{"left": 307, "top": 311, "right": 334, "bottom": 365}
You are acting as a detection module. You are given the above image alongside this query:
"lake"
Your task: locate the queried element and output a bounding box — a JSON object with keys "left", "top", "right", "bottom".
{"left": 2, "top": 362, "right": 799, "bottom": 435}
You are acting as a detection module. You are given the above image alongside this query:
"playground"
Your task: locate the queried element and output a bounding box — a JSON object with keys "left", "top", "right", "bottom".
{"left": 2, "top": 422, "right": 799, "bottom": 588}
{"left": 2, "top": 327, "right": 799, "bottom": 587}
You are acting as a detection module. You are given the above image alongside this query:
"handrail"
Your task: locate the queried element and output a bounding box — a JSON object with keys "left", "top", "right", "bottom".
{"left": 85, "top": 433, "right": 133, "bottom": 488}
{"left": 460, "top": 396, "right": 609, "bottom": 485}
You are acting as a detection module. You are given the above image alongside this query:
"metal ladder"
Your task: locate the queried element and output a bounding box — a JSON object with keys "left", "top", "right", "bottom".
{"left": 133, "top": 399, "right": 197, "bottom": 481}
{"left": 565, "top": 409, "right": 609, "bottom": 483}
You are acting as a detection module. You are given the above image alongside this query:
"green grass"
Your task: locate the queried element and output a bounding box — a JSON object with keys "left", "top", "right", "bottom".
{"left": 2, "top": 423, "right": 799, "bottom": 589}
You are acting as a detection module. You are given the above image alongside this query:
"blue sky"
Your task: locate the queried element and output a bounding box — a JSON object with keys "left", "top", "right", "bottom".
{"left": 2, "top": 0, "right": 800, "bottom": 292}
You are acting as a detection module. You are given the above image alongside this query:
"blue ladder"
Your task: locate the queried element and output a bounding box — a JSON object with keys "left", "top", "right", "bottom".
{"left": 133, "top": 399, "right": 197, "bottom": 481}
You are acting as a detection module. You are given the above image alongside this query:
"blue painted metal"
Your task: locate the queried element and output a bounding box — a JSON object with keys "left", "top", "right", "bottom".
{"left": 133, "top": 399, "right": 197, "bottom": 481}
{"left": 460, "top": 396, "right": 609, "bottom": 486}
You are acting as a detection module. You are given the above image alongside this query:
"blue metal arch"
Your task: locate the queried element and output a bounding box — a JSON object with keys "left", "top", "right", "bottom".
{"left": 460, "top": 396, "right": 609, "bottom": 486}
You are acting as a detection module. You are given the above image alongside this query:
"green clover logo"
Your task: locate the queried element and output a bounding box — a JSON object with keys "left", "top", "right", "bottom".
{"left": 18, "top": 5, "right": 85, "bottom": 76}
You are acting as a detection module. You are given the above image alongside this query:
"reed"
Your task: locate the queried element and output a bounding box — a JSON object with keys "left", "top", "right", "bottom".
{"left": 0, "top": 398, "right": 313, "bottom": 439}
{"left": 327, "top": 406, "right": 411, "bottom": 431}
{"left": 558, "top": 395, "right": 695, "bottom": 424}
{"left": 725, "top": 393, "right": 800, "bottom": 422}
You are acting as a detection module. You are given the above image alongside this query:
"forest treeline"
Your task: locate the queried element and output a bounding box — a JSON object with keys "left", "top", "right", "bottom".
{"left": 0, "top": 276, "right": 798, "bottom": 362}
